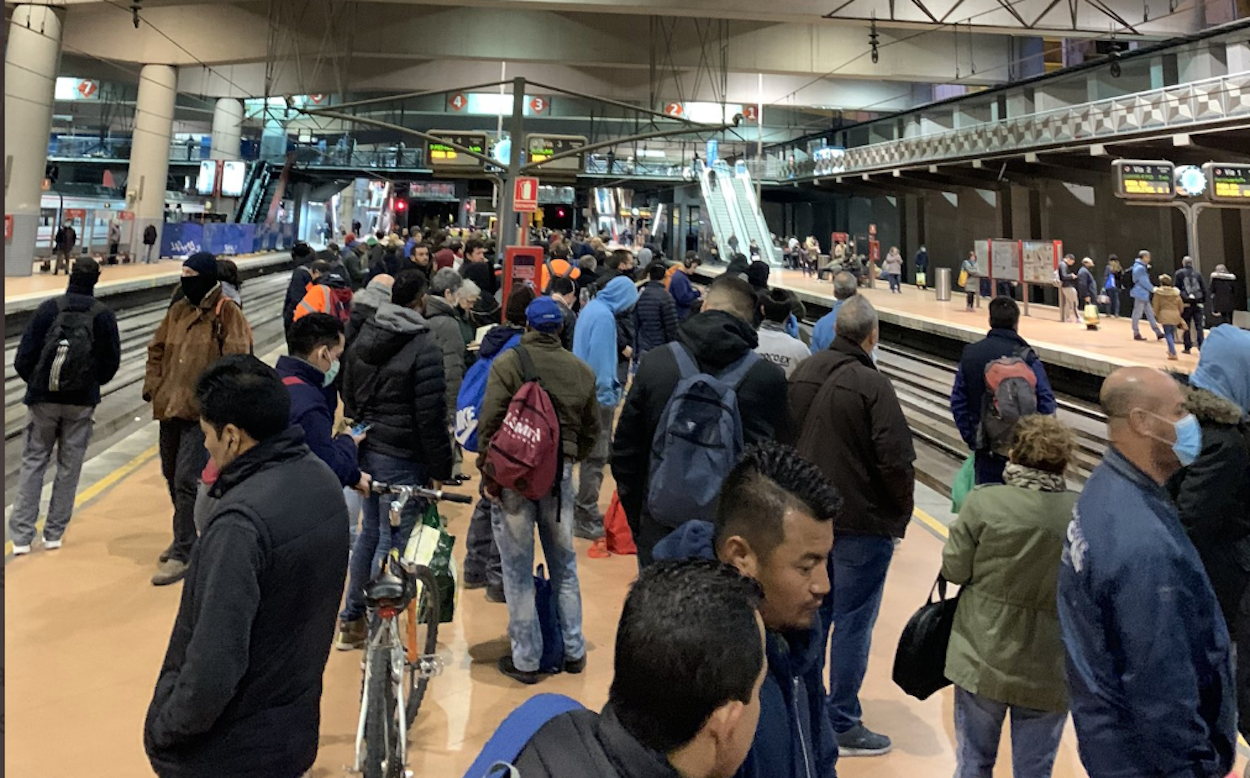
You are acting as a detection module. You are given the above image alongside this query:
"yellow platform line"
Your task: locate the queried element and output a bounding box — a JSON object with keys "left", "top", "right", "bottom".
{"left": 6, "top": 443, "right": 159, "bottom": 556}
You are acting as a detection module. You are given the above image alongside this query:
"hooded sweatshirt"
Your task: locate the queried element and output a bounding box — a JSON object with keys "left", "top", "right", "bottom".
{"left": 652, "top": 521, "right": 839, "bottom": 778}
{"left": 346, "top": 276, "right": 392, "bottom": 349}
{"left": 573, "top": 276, "right": 639, "bottom": 407}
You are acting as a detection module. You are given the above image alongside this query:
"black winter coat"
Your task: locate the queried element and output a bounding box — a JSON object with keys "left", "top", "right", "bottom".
{"left": 514, "top": 705, "right": 683, "bottom": 778}
{"left": 145, "top": 428, "right": 348, "bottom": 778}
{"left": 611, "top": 310, "right": 791, "bottom": 564}
{"left": 633, "top": 281, "right": 678, "bottom": 358}
{"left": 342, "top": 302, "right": 454, "bottom": 481}
{"left": 1168, "top": 385, "right": 1250, "bottom": 628}
{"left": 15, "top": 284, "right": 121, "bottom": 406}
{"left": 460, "top": 259, "right": 498, "bottom": 298}
{"left": 1211, "top": 274, "right": 1238, "bottom": 319}
{"left": 788, "top": 335, "right": 916, "bottom": 538}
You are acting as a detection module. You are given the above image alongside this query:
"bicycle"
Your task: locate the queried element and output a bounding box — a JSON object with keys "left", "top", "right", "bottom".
{"left": 353, "top": 481, "right": 472, "bottom": 778}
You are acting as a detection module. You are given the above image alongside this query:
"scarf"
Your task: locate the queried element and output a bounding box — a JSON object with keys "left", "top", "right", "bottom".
{"left": 1003, "top": 463, "right": 1067, "bottom": 493}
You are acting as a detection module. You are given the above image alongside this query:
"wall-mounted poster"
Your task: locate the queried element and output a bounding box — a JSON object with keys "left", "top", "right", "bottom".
{"left": 974, "top": 239, "right": 989, "bottom": 273}
{"left": 1022, "top": 240, "right": 1062, "bottom": 286}
{"left": 989, "top": 239, "right": 1021, "bottom": 282}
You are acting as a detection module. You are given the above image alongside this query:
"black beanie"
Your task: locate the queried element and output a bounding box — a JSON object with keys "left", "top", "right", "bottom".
{"left": 505, "top": 285, "right": 538, "bottom": 326}
{"left": 746, "top": 260, "right": 771, "bottom": 290}
{"left": 183, "top": 251, "right": 218, "bottom": 279}
{"left": 68, "top": 256, "right": 101, "bottom": 292}
{"left": 292, "top": 242, "right": 313, "bottom": 262}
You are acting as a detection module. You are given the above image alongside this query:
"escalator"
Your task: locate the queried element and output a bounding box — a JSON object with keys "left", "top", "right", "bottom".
{"left": 727, "top": 162, "right": 781, "bottom": 267}
{"left": 699, "top": 161, "right": 753, "bottom": 261}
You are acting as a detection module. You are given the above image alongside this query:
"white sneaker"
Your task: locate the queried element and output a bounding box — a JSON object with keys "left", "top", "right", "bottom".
{"left": 12, "top": 544, "right": 32, "bottom": 555}
{"left": 43, "top": 537, "right": 62, "bottom": 550}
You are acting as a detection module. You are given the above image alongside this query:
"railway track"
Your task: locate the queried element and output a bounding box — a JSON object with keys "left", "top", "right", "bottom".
{"left": 3, "top": 272, "right": 292, "bottom": 500}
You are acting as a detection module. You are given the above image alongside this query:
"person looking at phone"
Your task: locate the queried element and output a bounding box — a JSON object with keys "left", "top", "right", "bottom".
{"left": 277, "top": 314, "right": 371, "bottom": 496}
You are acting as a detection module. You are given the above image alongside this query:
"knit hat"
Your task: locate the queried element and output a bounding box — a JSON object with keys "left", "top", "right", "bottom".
{"left": 526, "top": 297, "right": 564, "bottom": 332}
{"left": 505, "top": 285, "right": 538, "bottom": 326}
{"left": 746, "top": 260, "right": 771, "bottom": 290}
{"left": 183, "top": 251, "right": 218, "bottom": 279}
{"left": 292, "top": 242, "right": 313, "bottom": 261}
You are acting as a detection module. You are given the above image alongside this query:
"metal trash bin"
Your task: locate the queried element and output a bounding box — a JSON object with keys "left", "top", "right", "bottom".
{"left": 935, "top": 267, "right": 952, "bottom": 301}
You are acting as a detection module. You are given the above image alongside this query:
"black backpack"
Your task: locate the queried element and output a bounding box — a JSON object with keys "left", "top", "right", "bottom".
{"left": 30, "top": 298, "right": 104, "bottom": 394}
{"left": 1120, "top": 266, "right": 1136, "bottom": 289}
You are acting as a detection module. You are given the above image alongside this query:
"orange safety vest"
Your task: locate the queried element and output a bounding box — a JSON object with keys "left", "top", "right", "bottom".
{"left": 294, "top": 285, "right": 334, "bottom": 321}
{"left": 537, "top": 257, "right": 580, "bottom": 292}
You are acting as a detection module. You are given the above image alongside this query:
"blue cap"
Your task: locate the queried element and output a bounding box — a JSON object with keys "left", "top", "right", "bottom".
{"left": 526, "top": 296, "right": 564, "bottom": 332}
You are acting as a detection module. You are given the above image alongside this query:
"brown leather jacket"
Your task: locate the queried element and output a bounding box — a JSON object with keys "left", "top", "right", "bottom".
{"left": 143, "top": 284, "right": 252, "bottom": 421}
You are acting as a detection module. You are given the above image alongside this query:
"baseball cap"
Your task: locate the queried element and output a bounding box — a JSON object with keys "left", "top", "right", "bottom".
{"left": 526, "top": 297, "right": 564, "bottom": 333}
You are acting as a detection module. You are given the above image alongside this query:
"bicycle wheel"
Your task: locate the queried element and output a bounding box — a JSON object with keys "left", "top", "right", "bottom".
{"left": 363, "top": 638, "right": 405, "bottom": 778}
{"left": 403, "top": 565, "right": 441, "bottom": 729}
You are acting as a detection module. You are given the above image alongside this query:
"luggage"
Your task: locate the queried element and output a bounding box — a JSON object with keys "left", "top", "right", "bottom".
{"left": 459, "top": 693, "right": 586, "bottom": 778}
{"left": 893, "top": 575, "right": 961, "bottom": 700}
{"left": 604, "top": 490, "right": 637, "bottom": 555}
{"left": 483, "top": 346, "right": 561, "bottom": 501}
{"left": 1083, "top": 303, "right": 1100, "bottom": 330}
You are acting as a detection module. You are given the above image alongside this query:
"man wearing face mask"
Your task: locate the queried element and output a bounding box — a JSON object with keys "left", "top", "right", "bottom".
{"left": 1058, "top": 366, "right": 1236, "bottom": 778}
{"left": 276, "top": 313, "right": 370, "bottom": 494}
{"left": 144, "top": 252, "right": 252, "bottom": 586}
{"left": 145, "top": 355, "right": 348, "bottom": 778}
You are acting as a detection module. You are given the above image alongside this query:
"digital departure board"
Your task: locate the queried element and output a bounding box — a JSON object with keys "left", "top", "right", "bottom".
{"left": 1113, "top": 160, "right": 1175, "bottom": 200}
{"left": 427, "top": 131, "right": 489, "bottom": 168}
{"left": 1204, "top": 163, "right": 1250, "bottom": 203}
{"left": 526, "top": 134, "right": 587, "bottom": 173}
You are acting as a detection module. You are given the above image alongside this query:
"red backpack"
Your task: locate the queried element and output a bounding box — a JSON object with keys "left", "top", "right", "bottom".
{"left": 484, "top": 346, "right": 561, "bottom": 501}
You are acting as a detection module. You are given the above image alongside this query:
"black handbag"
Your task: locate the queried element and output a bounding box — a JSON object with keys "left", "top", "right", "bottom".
{"left": 892, "top": 575, "right": 961, "bottom": 701}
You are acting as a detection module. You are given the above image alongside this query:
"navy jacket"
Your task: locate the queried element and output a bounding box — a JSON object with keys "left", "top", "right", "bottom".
{"left": 1076, "top": 266, "right": 1098, "bottom": 302}
{"left": 275, "top": 356, "right": 360, "bottom": 489}
{"left": 653, "top": 521, "right": 838, "bottom": 778}
{"left": 950, "top": 328, "right": 1057, "bottom": 450}
{"left": 15, "top": 283, "right": 121, "bottom": 407}
{"left": 633, "top": 281, "right": 678, "bottom": 359}
{"left": 668, "top": 268, "right": 701, "bottom": 321}
{"left": 1058, "top": 447, "right": 1236, "bottom": 778}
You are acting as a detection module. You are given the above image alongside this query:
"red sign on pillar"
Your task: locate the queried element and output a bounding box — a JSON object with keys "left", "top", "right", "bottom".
{"left": 664, "top": 102, "right": 684, "bottom": 117}
{"left": 528, "top": 96, "right": 550, "bottom": 114}
{"left": 448, "top": 92, "right": 467, "bottom": 112}
{"left": 743, "top": 105, "right": 758, "bottom": 123}
{"left": 5, "top": 215, "right": 13, "bottom": 241}
{"left": 514, "top": 177, "right": 539, "bottom": 212}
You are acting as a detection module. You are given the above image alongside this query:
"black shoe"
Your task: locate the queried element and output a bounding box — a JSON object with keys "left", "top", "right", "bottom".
{"left": 564, "top": 655, "right": 587, "bottom": 674}
{"left": 452, "top": 473, "right": 473, "bottom": 485}
{"left": 486, "top": 584, "right": 506, "bottom": 603}
{"left": 158, "top": 544, "right": 176, "bottom": 563}
{"left": 1183, "top": 349, "right": 1192, "bottom": 355}
{"left": 1156, "top": 333, "right": 1166, "bottom": 341}
{"left": 1134, "top": 335, "right": 1148, "bottom": 341}
{"left": 498, "top": 656, "right": 543, "bottom": 685}
{"left": 463, "top": 572, "right": 488, "bottom": 590}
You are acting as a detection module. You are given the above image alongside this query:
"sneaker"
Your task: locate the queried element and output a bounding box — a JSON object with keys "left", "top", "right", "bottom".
{"left": 151, "top": 559, "right": 189, "bottom": 586}
{"left": 12, "top": 544, "right": 32, "bottom": 556}
{"left": 573, "top": 520, "right": 604, "bottom": 541}
{"left": 564, "top": 654, "right": 587, "bottom": 674}
{"left": 498, "top": 656, "right": 543, "bottom": 685}
{"left": 485, "top": 584, "right": 507, "bottom": 603}
{"left": 43, "top": 536, "right": 62, "bottom": 550}
{"left": 1168, "top": 353, "right": 1179, "bottom": 361}
{"left": 836, "top": 724, "right": 892, "bottom": 757}
{"left": 335, "top": 617, "right": 367, "bottom": 651}
{"left": 158, "top": 544, "right": 175, "bottom": 563}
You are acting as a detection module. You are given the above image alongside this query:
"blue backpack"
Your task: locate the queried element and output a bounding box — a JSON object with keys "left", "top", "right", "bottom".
{"left": 460, "top": 693, "right": 586, "bottom": 778}
{"left": 455, "top": 332, "right": 521, "bottom": 453}
{"left": 646, "top": 344, "right": 760, "bottom": 530}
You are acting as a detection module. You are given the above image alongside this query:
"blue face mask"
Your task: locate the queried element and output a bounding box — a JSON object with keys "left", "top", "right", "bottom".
{"left": 1150, "top": 411, "right": 1202, "bottom": 467}
{"left": 322, "top": 359, "right": 340, "bottom": 387}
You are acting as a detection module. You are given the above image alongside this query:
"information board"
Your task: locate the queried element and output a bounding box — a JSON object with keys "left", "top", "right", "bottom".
{"left": 526, "top": 134, "right": 586, "bottom": 173}
{"left": 989, "top": 239, "right": 1022, "bottom": 282}
{"left": 220, "top": 161, "right": 247, "bottom": 197}
{"left": 974, "top": 240, "right": 989, "bottom": 276}
{"left": 196, "top": 160, "right": 218, "bottom": 196}
{"left": 1205, "top": 163, "right": 1250, "bottom": 203}
{"left": 1021, "top": 240, "right": 1061, "bottom": 286}
{"left": 1113, "top": 160, "right": 1174, "bottom": 200}
{"left": 427, "top": 131, "right": 489, "bottom": 168}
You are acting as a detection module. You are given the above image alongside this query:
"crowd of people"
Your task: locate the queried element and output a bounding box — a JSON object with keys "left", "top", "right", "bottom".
{"left": 8, "top": 228, "right": 1250, "bottom": 778}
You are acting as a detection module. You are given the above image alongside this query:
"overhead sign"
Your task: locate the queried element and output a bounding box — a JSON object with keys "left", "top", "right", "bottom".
{"left": 409, "top": 181, "right": 458, "bottom": 201}
{"left": 1205, "top": 163, "right": 1250, "bottom": 202}
{"left": 64, "top": 208, "right": 86, "bottom": 221}
{"left": 308, "top": 93, "right": 326, "bottom": 105}
{"left": 529, "top": 96, "right": 550, "bottom": 114}
{"left": 526, "top": 134, "right": 586, "bottom": 173}
{"left": 1113, "top": 159, "right": 1175, "bottom": 200}
{"left": 514, "top": 177, "right": 539, "bottom": 212}
{"left": 54, "top": 77, "right": 100, "bottom": 101}
{"left": 743, "top": 105, "right": 758, "bottom": 123}
{"left": 448, "top": 92, "right": 467, "bottom": 112}
{"left": 664, "top": 102, "right": 684, "bottom": 117}
{"left": 427, "top": 131, "right": 488, "bottom": 168}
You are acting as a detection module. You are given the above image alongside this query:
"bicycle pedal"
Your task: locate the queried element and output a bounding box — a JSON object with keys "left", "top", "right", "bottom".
{"left": 413, "top": 653, "right": 445, "bottom": 679}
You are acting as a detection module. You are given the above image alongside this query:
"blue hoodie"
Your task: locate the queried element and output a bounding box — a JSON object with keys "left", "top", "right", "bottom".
{"left": 653, "top": 521, "right": 838, "bottom": 778}
{"left": 1189, "top": 325, "right": 1250, "bottom": 415}
{"left": 573, "top": 276, "right": 639, "bottom": 407}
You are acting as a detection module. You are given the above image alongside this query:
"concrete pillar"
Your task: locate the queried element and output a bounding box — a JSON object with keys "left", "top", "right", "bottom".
{"left": 209, "top": 98, "right": 243, "bottom": 160}
{"left": 127, "top": 64, "right": 177, "bottom": 261}
{"left": 4, "top": 5, "right": 64, "bottom": 276}
{"left": 1178, "top": 42, "right": 1228, "bottom": 83}
{"left": 1225, "top": 40, "right": 1250, "bottom": 74}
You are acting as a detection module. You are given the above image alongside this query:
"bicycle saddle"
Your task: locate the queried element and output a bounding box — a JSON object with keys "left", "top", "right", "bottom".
{"left": 364, "top": 561, "right": 406, "bottom": 604}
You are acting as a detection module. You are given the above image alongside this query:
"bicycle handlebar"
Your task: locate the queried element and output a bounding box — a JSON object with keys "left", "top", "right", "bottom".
{"left": 370, "top": 481, "right": 474, "bottom": 505}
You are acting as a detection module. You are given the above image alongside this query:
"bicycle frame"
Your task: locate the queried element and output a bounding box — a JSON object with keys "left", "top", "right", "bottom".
{"left": 353, "top": 616, "right": 406, "bottom": 773}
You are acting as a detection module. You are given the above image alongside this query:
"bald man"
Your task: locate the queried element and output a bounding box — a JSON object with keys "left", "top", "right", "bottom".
{"left": 1057, "top": 367, "right": 1235, "bottom": 778}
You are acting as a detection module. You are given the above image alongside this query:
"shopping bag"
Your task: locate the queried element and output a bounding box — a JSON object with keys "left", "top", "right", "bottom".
{"left": 916, "top": 271, "right": 927, "bottom": 287}
{"left": 534, "top": 564, "right": 565, "bottom": 673}
{"left": 604, "top": 490, "right": 637, "bottom": 556}
{"left": 950, "top": 453, "right": 975, "bottom": 514}
{"left": 406, "top": 504, "right": 459, "bottom": 624}
{"left": 1083, "top": 304, "right": 1100, "bottom": 329}
{"left": 1096, "top": 293, "right": 1110, "bottom": 305}
{"left": 893, "top": 575, "right": 961, "bottom": 700}
{"left": 958, "top": 269, "right": 969, "bottom": 288}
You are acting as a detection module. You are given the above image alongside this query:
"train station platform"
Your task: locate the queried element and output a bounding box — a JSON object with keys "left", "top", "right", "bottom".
{"left": 4, "top": 251, "right": 293, "bottom": 315}
{"left": 703, "top": 266, "right": 1198, "bottom": 381}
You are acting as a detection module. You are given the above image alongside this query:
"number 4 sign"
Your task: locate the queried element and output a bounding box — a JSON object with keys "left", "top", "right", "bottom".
{"left": 448, "top": 92, "right": 467, "bottom": 112}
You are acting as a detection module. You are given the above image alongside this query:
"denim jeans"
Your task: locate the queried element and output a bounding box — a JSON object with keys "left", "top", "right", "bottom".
{"left": 1182, "top": 304, "right": 1205, "bottom": 351}
{"left": 953, "top": 686, "right": 1066, "bottom": 778}
{"left": 888, "top": 273, "right": 901, "bottom": 292}
{"left": 158, "top": 419, "right": 208, "bottom": 563}
{"left": 1131, "top": 297, "right": 1163, "bottom": 337}
{"left": 344, "top": 487, "right": 363, "bottom": 549}
{"left": 9, "top": 403, "right": 94, "bottom": 546}
{"left": 464, "top": 494, "right": 503, "bottom": 588}
{"left": 340, "top": 450, "right": 427, "bottom": 622}
{"left": 574, "top": 404, "right": 616, "bottom": 530}
{"left": 822, "top": 534, "right": 896, "bottom": 732}
{"left": 1163, "top": 324, "right": 1177, "bottom": 356}
{"left": 492, "top": 462, "right": 585, "bottom": 672}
